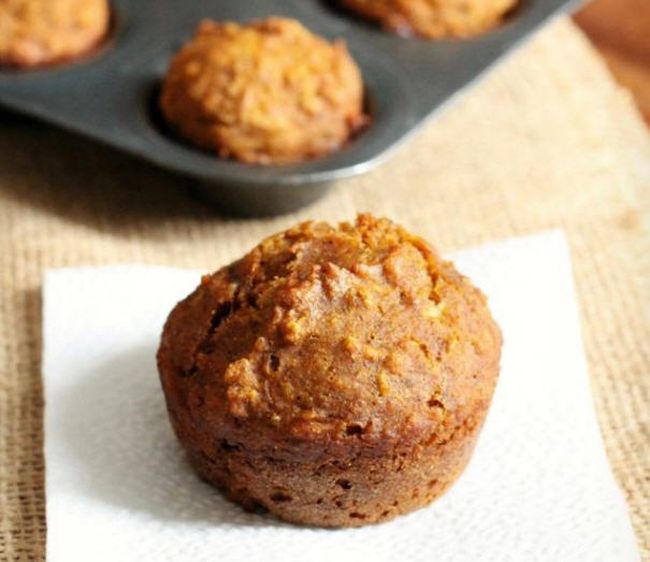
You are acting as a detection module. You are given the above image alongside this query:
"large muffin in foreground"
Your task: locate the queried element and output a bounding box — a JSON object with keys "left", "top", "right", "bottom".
{"left": 159, "top": 18, "right": 367, "bottom": 165}
{"left": 0, "top": 0, "right": 109, "bottom": 68}
{"left": 340, "top": 0, "right": 517, "bottom": 39}
{"left": 157, "top": 214, "right": 501, "bottom": 527}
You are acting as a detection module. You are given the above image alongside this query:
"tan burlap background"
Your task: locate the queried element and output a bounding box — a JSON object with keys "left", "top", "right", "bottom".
{"left": 0, "top": 17, "right": 648, "bottom": 560}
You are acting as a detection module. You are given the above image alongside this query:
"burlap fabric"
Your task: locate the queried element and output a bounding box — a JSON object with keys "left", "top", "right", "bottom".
{"left": 0, "top": 18, "right": 648, "bottom": 560}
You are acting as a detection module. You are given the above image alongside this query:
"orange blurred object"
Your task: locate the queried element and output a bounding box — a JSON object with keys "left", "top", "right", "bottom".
{"left": 575, "top": 0, "right": 650, "bottom": 125}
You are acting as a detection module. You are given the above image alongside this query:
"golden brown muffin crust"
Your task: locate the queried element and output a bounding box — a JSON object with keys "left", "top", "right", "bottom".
{"left": 159, "top": 18, "right": 367, "bottom": 165}
{"left": 340, "top": 0, "right": 517, "bottom": 39}
{"left": 0, "top": 0, "right": 110, "bottom": 67}
{"left": 158, "top": 214, "right": 501, "bottom": 526}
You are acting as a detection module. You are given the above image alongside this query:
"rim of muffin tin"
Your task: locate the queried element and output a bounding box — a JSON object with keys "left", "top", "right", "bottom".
{"left": 0, "top": 0, "right": 580, "bottom": 190}
{"left": 137, "top": 49, "right": 419, "bottom": 187}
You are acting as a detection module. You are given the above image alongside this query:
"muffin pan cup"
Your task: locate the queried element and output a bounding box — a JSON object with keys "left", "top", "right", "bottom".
{"left": 0, "top": 0, "right": 577, "bottom": 216}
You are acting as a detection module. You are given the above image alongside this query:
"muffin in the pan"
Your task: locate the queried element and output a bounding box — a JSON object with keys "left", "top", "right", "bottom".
{"left": 157, "top": 214, "right": 501, "bottom": 527}
{"left": 159, "top": 18, "right": 367, "bottom": 165}
{"left": 339, "top": 0, "right": 517, "bottom": 39}
{"left": 0, "top": 0, "right": 110, "bottom": 68}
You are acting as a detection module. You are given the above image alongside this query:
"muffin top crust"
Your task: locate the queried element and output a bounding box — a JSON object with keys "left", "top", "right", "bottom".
{"left": 158, "top": 215, "right": 501, "bottom": 454}
{"left": 0, "top": 0, "right": 109, "bottom": 67}
{"left": 339, "top": 0, "right": 517, "bottom": 39}
{"left": 160, "top": 18, "right": 366, "bottom": 164}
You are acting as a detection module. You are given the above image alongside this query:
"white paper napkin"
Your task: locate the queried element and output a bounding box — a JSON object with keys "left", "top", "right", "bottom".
{"left": 42, "top": 231, "right": 640, "bottom": 562}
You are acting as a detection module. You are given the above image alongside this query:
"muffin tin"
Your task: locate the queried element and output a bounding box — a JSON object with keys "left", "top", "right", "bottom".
{"left": 0, "top": 0, "right": 575, "bottom": 216}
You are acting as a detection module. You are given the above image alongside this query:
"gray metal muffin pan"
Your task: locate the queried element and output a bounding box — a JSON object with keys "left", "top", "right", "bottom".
{"left": 0, "top": 0, "right": 575, "bottom": 216}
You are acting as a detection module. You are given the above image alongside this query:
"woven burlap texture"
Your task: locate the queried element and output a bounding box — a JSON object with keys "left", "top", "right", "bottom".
{"left": 0, "top": 17, "right": 648, "bottom": 561}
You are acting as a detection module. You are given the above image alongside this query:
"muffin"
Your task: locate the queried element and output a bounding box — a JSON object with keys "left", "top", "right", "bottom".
{"left": 159, "top": 18, "right": 367, "bottom": 165}
{"left": 0, "top": 0, "right": 110, "bottom": 68}
{"left": 157, "top": 214, "right": 501, "bottom": 527}
{"left": 339, "top": 0, "right": 517, "bottom": 39}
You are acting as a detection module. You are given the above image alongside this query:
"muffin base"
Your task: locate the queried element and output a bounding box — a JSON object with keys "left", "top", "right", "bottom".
{"left": 182, "top": 423, "right": 483, "bottom": 527}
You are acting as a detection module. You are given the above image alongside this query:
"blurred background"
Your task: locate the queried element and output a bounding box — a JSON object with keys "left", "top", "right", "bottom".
{"left": 575, "top": 0, "right": 650, "bottom": 124}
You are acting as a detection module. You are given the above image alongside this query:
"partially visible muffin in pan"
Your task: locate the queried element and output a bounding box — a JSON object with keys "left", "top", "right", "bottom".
{"left": 157, "top": 214, "right": 501, "bottom": 527}
{"left": 339, "top": 0, "right": 517, "bottom": 39}
{"left": 159, "top": 18, "right": 367, "bottom": 165}
{"left": 0, "top": 0, "right": 110, "bottom": 68}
